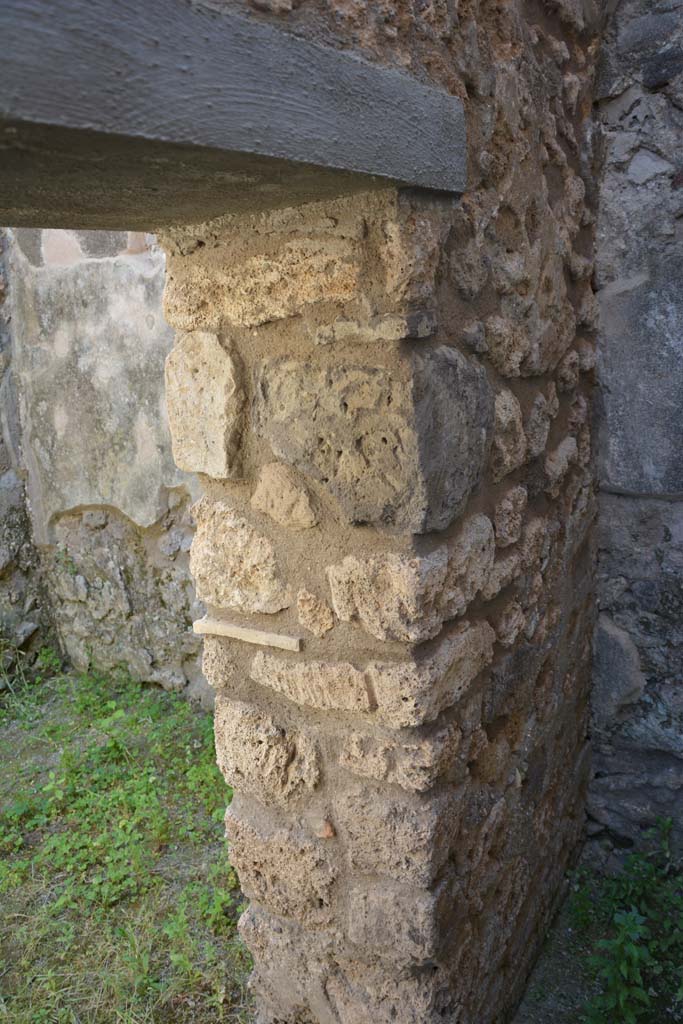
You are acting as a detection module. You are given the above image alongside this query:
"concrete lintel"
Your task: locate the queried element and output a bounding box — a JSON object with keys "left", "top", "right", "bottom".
{"left": 0, "top": 0, "right": 467, "bottom": 229}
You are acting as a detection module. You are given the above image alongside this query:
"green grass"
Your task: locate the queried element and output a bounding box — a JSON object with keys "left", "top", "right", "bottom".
{"left": 570, "top": 821, "right": 683, "bottom": 1024}
{"left": 0, "top": 646, "right": 251, "bottom": 1023}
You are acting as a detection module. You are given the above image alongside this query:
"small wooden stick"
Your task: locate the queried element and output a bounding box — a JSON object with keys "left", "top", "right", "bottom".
{"left": 193, "top": 616, "right": 302, "bottom": 652}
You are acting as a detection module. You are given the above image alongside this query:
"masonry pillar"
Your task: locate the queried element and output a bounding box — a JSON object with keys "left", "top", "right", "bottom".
{"left": 160, "top": 147, "right": 597, "bottom": 1021}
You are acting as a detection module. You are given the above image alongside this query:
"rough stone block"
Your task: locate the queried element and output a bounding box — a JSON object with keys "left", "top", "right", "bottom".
{"left": 346, "top": 878, "right": 449, "bottom": 965}
{"left": 494, "top": 485, "right": 527, "bottom": 548}
{"left": 250, "top": 462, "right": 317, "bottom": 529}
{"left": 333, "top": 783, "right": 459, "bottom": 886}
{"left": 296, "top": 588, "right": 334, "bottom": 637}
{"left": 339, "top": 723, "right": 461, "bottom": 792}
{"left": 164, "top": 330, "right": 244, "bottom": 479}
{"left": 545, "top": 436, "right": 578, "bottom": 496}
{"left": 327, "top": 514, "right": 494, "bottom": 642}
{"left": 490, "top": 389, "right": 526, "bottom": 482}
{"left": 247, "top": 620, "right": 493, "bottom": 727}
{"left": 190, "top": 496, "right": 291, "bottom": 613}
{"left": 525, "top": 383, "right": 559, "bottom": 460}
{"left": 591, "top": 614, "right": 645, "bottom": 729}
{"left": 255, "top": 346, "right": 493, "bottom": 532}
{"left": 165, "top": 232, "right": 360, "bottom": 330}
{"left": 480, "top": 549, "right": 523, "bottom": 601}
{"left": 226, "top": 801, "right": 336, "bottom": 927}
{"left": 250, "top": 651, "right": 372, "bottom": 714}
{"left": 367, "top": 621, "right": 496, "bottom": 727}
{"left": 214, "top": 696, "right": 320, "bottom": 805}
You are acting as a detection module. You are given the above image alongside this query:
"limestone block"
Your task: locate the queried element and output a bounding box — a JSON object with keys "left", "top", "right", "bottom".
{"left": 346, "top": 878, "right": 448, "bottom": 965}
{"left": 296, "top": 588, "right": 334, "bottom": 637}
{"left": 481, "top": 549, "right": 523, "bottom": 601}
{"left": 255, "top": 347, "right": 493, "bottom": 533}
{"left": 214, "top": 696, "right": 320, "bottom": 805}
{"left": 494, "top": 485, "right": 527, "bottom": 548}
{"left": 591, "top": 615, "right": 645, "bottom": 729}
{"left": 333, "top": 783, "right": 458, "bottom": 886}
{"left": 327, "top": 514, "right": 495, "bottom": 643}
{"left": 545, "top": 436, "right": 578, "bottom": 496}
{"left": 340, "top": 723, "right": 461, "bottom": 792}
{"left": 380, "top": 201, "right": 449, "bottom": 307}
{"left": 250, "top": 462, "right": 317, "bottom": 529}
{"left": 189, "top": 496, "right": 291, "bottom": 612}
{"left": 493, "top": 600, "right": 526, "bottom": 647}
{"left": 226, "top": 802, "right": 336, "bottom": 926}
{"left": 250, "top": 652, "right": 372, "bottom": 714}
{"left": 164, "top": 331, "right": 244, "bottom": 479}
{"left": 165, "top": 234, "right": 360, "bottom": 330}
{"left": 367, "top": 621, "right": 496, "bottom": 727}
{"left": 247, "top": 620, "right": 493, "bottom": 727}
{"left": 315, "top": 310, "right": 435, "bottom": 346}
{"left": 525, "top": 384, "right": 559, "bottom": 460}
{"left": 490, "top": 389, "right": 526, "bottom": 482}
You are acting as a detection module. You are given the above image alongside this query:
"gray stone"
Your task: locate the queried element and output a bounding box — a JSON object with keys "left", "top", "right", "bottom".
{"left": 592, "top": 614, "right": 646, "bottom": 729}
{"left": 597, "top": 264, "right": 683, "bottom": 495}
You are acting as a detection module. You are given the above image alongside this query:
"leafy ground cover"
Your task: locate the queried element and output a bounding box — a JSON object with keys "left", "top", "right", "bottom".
{"left": 515, "top": 821, "right": 683, "bottom": 1024}
{"left": 0, "top": 646, "right": 251, "bottom": 1023}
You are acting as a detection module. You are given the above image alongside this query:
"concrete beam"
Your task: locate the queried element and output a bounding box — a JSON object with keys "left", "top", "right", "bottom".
{"left": 0, "top": 0, "right": 467, "bottom": 229}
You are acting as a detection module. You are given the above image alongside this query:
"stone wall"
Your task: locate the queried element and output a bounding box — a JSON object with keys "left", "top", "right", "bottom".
{"left": 159, "top": 2, "right": 601, "bottom": 1019}
{"left": 1, "top": 229, "right": 208, "bottom": 702}
{"left": 0, "top": 233, "right": 52, "bottom": 660}
{"left": 589, "top": 1, "right": 683, "bottom": 851}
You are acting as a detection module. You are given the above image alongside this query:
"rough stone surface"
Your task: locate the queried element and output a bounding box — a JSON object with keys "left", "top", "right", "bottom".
{"left": 591, "top": 0, "right": 683, "bottom": 852}
{"left": 250, "top": 462, "right": 317, "bottom": 529}
{"left": 214, "top": 696, "right": 320, "bottom": 805}
{"left": 225, "top": 800, "right": 336, "bottom": 928}
{"left": 0, "top": 234, "right": 51, "bottom": 655}
{"left": 491, "top": 389, "right": 526, "bottom": 482}
{"left": 190, "top": 496, "right": 291, "bottom": 613}
{"left": 327, "top": 514, "right": 495, "bottom": 642}
{"left": 250, "top": 651, "right": 371, "bottom": 714}
{"left": 9, "top": 230, "right": 186, "bottom": 531}
{"left": 256, "top": 346, "right": 493, "bottom": 533}
{"left": 296, "top": 588, "right": 334, "bottom": 637}
{"left": 494, "top": 486, "right": 528, "bottom": 548}
{"left": 165, "top": 330, "right": 245, "bottom": 479}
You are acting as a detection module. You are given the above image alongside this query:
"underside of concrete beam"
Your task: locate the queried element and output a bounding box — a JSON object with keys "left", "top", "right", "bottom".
{"left": 0, "top": 0, "right": 467, "bottom": 229}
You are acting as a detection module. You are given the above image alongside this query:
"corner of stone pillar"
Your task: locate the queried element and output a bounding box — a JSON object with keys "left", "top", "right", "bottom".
{"left": 157, "top": 179, "right": 595, "bottom": 1023}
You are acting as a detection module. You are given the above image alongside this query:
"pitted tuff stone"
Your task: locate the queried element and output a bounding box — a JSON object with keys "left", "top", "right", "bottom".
{"left": 190, "top": 496, "right": 291, "bottom": 613}
{"left": 214, "top": 696, "right": 320, "bottom": 805}
{"left": 250, "top": 462, "right": 317, "bottom": 529}
{"left": 296, "top": 588, "right": 334, "bottom": 637}
{"left": 491, "top": 389, "right": 527, "bottom": 482}
{"left": 494, "top": 485, "right": 528, "bottom": 548}
{"left": 225, "top": 801, "right": 336, "bottom": 927}
{"left": 327, "top": 514, "right": 494, "bottom": 643}
{"left": 250, "top": 652, "right": 372, "bottom": 714}
{"left": 165, "top": 331, "right": 245, "bottom": 479}
{"left": 255, "top": 346, "right": 493, "bottom": 532}
{"left": 339, "top": 722, "right": 461, "bottom": 792}
{"left": 333, "top": 783, "right": 459, "bottom": 886}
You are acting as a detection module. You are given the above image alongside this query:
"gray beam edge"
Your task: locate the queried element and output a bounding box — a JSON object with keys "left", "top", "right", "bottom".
{"left": 0, "top": 0, "right": 466, "bottom": 229}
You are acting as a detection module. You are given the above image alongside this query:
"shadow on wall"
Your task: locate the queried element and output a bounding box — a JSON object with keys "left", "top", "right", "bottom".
{"left": 0, "top": 228, "right": 209, "bottom": 704}
{"left": 590, "top": 0, "right": 683, "bottom": 853}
